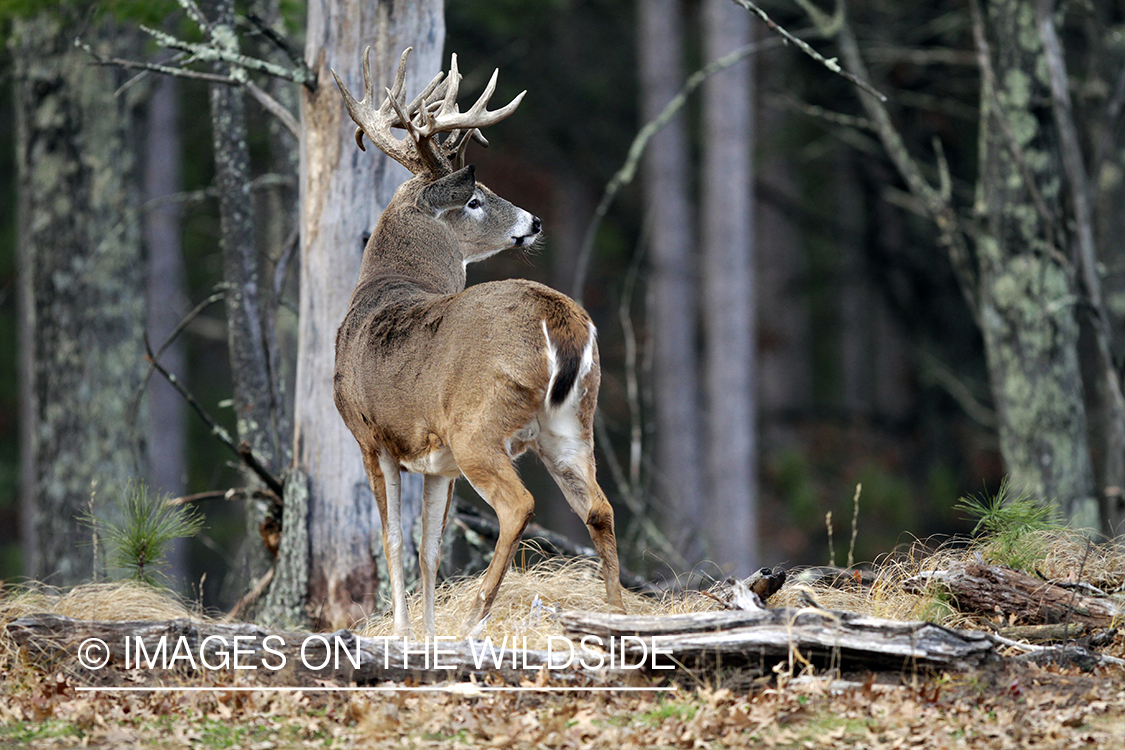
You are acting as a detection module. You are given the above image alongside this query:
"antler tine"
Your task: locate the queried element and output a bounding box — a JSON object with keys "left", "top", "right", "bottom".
{"left": 415, "top": 66, "right": 526, "bottom": 138}
{"left": 385, "top": 47, "right": 410, "bottom": 107}
{"left": 384, "top": 86, "right": 418, "bottom": 140}
{"left": 330, "top": 66, "right": 370, "bottom": 152}
{"left": 466, "top": 68, "right": 499, "bottom": 116}
{"left": 439, "top": 53, "right": 462, "bottom": 117}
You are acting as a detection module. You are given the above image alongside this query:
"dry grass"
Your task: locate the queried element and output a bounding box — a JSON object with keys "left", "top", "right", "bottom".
{"left": 0, "top": 580, "right": 199, "bottom": 674}
{"left": 358, "top": 554, "right": 720, "bottom": 647}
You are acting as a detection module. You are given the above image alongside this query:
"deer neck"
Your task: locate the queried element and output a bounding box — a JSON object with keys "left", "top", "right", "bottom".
{"left": 357, "top": 200, "right": 467, "bottom": 298}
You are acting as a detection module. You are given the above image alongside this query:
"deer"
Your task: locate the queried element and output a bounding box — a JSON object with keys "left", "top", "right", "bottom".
{"left": 331, "top": 47, "right": 625, "bottom": 638}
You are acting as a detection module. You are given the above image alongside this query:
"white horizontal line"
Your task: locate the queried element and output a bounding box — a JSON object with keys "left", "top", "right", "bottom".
{"left": 76, "top": 685, "right": 676, "bottom": 693}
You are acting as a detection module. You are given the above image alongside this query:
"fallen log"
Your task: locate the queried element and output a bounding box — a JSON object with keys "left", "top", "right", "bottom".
{"left": 7, "top": 614, "right": 626, "bottom": 687}
{"left": 904, "top": 562, "right": 1124, "bottom": 627}
{"left": 559, "top": 608, "right": 997, "bottom": 675}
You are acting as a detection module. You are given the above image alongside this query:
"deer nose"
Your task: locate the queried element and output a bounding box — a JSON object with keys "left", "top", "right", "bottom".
{"left": 531, "top": 216, "right": 542, "bottom": 234}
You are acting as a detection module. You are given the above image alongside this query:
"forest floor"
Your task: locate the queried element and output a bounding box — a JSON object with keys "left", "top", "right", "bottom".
{"left": 3, "top": 531, "right": 1125, "bottom": 749}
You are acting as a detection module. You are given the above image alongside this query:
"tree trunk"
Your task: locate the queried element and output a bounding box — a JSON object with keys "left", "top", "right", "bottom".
{"left": 14, "top": 13, "right": 147, "bottom": 584}
{"left": 270, "top": 0, "right": 444, "bottom": 629}
{"left": 203, "top": 0, "right": 286, "bottom": 602}
{"left": 638, "top": 0, "right": 705, "bottom": 568}
{"left": 976, "top": 0, "right": 1097, "bottom": 526}
{"left": 143, "top": 70, "right": 189, "bottom": 587}
{"left": 255, "top": 0, "right": 299, "bottom": 469}
{"left": 700, "top": 0, "right": 757, "bottom": 576}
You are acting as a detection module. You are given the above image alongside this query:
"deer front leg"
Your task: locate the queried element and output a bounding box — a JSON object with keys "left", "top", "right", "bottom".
{"left": 453, "top": 449, "right": 535, "bottom": 637}
{"left": 419, "top": 474, "right": 454, "bottom": 637}
{"left": 370, "top": 451, "right": 413, "bottom": 639}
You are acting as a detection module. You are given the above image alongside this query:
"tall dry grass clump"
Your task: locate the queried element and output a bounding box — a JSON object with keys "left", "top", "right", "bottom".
{"left": 0, "top": 580, "right": 199, "bottom": 676}
{"left": 359, "top": 555, "right": 719, "bottom": 647}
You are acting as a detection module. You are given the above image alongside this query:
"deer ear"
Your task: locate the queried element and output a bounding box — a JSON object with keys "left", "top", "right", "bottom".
{"left": 420, "top": 164, "right": 477, "bottom": 212}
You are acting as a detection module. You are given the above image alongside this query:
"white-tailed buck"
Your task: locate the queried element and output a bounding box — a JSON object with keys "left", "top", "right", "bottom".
{"left": 332, "top": 47, "right": 625, "bottom": 637}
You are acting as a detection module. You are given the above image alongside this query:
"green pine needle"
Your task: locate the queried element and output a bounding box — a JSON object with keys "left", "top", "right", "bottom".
{"left": 83, "top": 481, "right": 203, "bottom": 585}
{"left": 954, "top": 478, "right": 1064, "bottom": 571}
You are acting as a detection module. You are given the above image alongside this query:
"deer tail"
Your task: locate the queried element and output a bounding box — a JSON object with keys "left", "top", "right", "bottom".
{"left": 542, "top": 311, "right": 596, "bottom": 409}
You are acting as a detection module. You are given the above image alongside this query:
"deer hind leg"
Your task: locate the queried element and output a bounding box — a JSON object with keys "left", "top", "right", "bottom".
{"left": 537, "top": 413, "right": 625, "bottom": 614}
{"left": 363, "top": 449, "right": 414, "bottom": 639}
{"left": 451, "top": 441, "right": 536, "bottom": 636}
{"left": 419, "top": 474, "right": 454, "bottom": 637}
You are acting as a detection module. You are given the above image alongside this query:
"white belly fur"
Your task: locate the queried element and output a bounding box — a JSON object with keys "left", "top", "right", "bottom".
{"left": 398, "top": 446, "right": 461, "bottom": 477}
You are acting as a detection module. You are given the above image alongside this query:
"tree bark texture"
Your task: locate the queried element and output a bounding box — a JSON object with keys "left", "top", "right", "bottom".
{"left": 700, "top": 0, "right": 757, "bottom": 576}
{"left": 204, "top": 0, "right": 285, "bottom": 606}
{"left": 14, "top": 13, "right": 147, "bottom": 584}
{"left": 638, "top": 0, "right": 705, "bottom": 568}
{"left": 289, "top": 0, "right": 444, "bottom": 629}
{"left": 205, "top": 0, "right": 284, "bottom": 474}
{"left": 256, "top": 0, "right": 300, "bottom": 470}
{"left": 976, "top": 0, "right": 1097, "bottom": 527}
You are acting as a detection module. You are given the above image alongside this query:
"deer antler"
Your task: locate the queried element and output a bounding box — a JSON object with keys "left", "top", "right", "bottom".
{"left": 332, "top": 47, "right": 526, "bottom": 179}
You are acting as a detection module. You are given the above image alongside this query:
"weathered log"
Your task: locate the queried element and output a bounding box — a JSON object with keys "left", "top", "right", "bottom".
{"left": 559, "top": 608, "right": 997, "bottom": 674}
{"left": 997, "top": 623, "right": 1086, "bottom": 643}
{"left": 7, "top": 614, "right": 624, "bottom": 687}
{"left": 904, "top": 562, "right": 1124, "bottom": 626}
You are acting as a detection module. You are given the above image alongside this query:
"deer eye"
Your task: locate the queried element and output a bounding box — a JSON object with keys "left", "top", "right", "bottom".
{"left": 466, "top": 198, "right": 481, "bottom": 210}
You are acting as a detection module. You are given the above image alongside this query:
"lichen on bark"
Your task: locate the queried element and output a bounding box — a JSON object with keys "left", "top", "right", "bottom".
{"left": 14, "top": 12, "right": 148, "bottom": 583}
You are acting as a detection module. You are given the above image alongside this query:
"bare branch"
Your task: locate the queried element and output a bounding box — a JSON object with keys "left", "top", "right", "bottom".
{"left": 166, "top": 488, "right": 280, "bottom": 508}
{"left": 730, "top": 0, "right": 887, "bottom": 101}
{"left": 222, "top": 566, "right": 275, "bottom": 622}
{"left": 769, "top": 93, "right": 875, "bottom": 131}
{"left": 143, "top": 333, "right": 285, "bottom": 498}
{"left": 177, "top": 0, "right": 213, "bottom": 35}
{"left": 1036, "top": 0, "right": 1098, "bottom": 306}
{"left": 819, "top": 2, "right": 980, "bottom": 324}
{"left": 140, "top": 24, "right": 314, "bottom": 86}
{"left": 246, "top": 12, "right": 308, "bottom": 77}
{"left": 78, "top": 40, "right": 237, "bottom": 86}
{"left": 272, "top": 223, "right": 300, "bottom": 301}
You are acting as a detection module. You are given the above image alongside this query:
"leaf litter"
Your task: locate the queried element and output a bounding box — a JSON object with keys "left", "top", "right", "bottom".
{"left": 2, "top": 544, "right": 1125, "bottom": 748}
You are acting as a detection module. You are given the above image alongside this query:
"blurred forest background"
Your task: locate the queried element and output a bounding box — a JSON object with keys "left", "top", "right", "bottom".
{"left": 1, "top": 0, "right": 1123, "bottom": 620}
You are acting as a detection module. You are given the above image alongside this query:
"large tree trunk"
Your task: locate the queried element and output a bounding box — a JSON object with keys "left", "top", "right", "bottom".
{"left": 976, "top": 0, "right": 1097, "bottom": 526}
{"left": 638, "top": 0, "right": 705, "bottom": 568}
{"left": 14, "top": 13, "right": 147, "bottom": 584}
{"left": 700, "top": 0, "right": 757, "bottom": 576}
{"left": 267, "top": 0, "right": 444, "bottom": 629}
